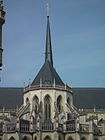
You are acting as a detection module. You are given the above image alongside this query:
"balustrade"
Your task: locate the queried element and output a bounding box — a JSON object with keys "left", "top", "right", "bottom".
{"left": 20, "top": 123, "right": 29, "bottom": 132}
{"left": 66, "top": 120, "right": 76, "bottom": 132}
{"left": 5, "top": 123, "right": 16, "bottom": 132}
{"left": 66, "top": 123, "right": 76, "bottom": 132}
{"left": 24, "top": 84, "right": 72, "bottom": 93}
{"left": 41, "top": 122, "right": 53, "bottom": 131}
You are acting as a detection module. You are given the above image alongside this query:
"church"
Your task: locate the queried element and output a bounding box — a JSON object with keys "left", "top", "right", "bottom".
{"left": 0, "top": 2, "right": 105, "bottom": 140}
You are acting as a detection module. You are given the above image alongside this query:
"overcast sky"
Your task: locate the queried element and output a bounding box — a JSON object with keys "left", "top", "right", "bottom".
{"left": 0, "top": 0, "right": 105, "bottom": 87}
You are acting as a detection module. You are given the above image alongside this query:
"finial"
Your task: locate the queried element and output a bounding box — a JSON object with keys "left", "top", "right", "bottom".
{"left": 65, "top": 82, "right": 67, "bottom": 90}
{"left": 40, "top": 77, "right": 42, "bottom": 87}
{"left": 3, "top": 105, "right": 5, "bottom": 113}
{"left": 46, "top": 3, "right": 50, "bottom": 17}
{"left": 94, "top": 105, "right": 96, "bottom": 113}
{"left": 16, "top": 105, "right": 18, "bottom": 112}
{"left": 53, "top": 77, "right": 55, "bottom": 88}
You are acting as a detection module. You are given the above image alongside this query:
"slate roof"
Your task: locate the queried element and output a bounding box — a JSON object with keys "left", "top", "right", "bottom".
{"left": 31, "top": 60, "right": 64, "bottom": 86}
{"left": 0, "top": 88, "right": 23, "bottom": 109}
{"left": 0, "top": 87, "right": 105, "bottom": 109}
{"left": 73, "top": 88, "right": 105, "bottom": 109}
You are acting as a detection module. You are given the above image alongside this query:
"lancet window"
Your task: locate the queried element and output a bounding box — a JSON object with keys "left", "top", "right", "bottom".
{"left": 22, "top": 136, "right": 28, "bottom": 140}
{"left": 44, "top": 136, "right": 51, "bottom": 140}
{"left": 67, "top": 97, "right": 71, "bottom": 120}
{"left": 26, "top": 97, "right": 30, "bottom": 105}
{"left": 9, "top": 137, "right": 15, "bottom": 140}
{"left": 34, "top": 136, "right": 37, "bottom": 140}
{"left": 81, "top": 137, "right": 87, "bottom": 140}
{"left": 67, "top": 136, "right": 73, "bottom": 140}
{"left": 67, "top": 97, "right": 71, "bottom": 106}
{"left": 44, "top": 95, "right": 51, "bottom": 119}
{"left": 33, "top": 95, "right": 39, "bottom": 113}
{"left": 57, "top": 95, "right": 62, "bottom": 113}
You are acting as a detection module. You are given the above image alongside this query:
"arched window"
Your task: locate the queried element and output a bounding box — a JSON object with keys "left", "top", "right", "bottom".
{"left": 9, "top": 137, "right": 15, "bottom": 140}
{"left": 58, "top": 135, "right": 62, "bottom": 140}
{"left": 81, "top": 137, "right": 86, "bottom": 140}
{"left": 22, "top": 136, "right": 28, "bottom": 140}
{"left": 67, "top": 136, "right": 73, "bottom": 140}
{"left": 33, "top": 95, "right": 39, "bottom": 113}
{"left": 67, "top": 97, "right": 71, "bottom": 120}
{"left": 34, "top": 136, "right": 37, "bottom": 140}
{"left": 67, "top": 97, "right": 71, "bottom": 105}
{"left": 57, "top": 95, "right": 62, "bottom": 113}
{"left": 44, "top": 135, "right": 51, "bottom": 140}
{"left": 44, "top": 95, "right": 51, "bottom": 120}
{"left": 26, "top": 98, "right": 29, "bottom": 105}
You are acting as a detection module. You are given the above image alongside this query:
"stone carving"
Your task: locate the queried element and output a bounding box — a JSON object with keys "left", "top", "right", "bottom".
{"left": 54, "top": 101, "right": 59, "bottom": 122}
{"left": 54, "top": 102, "right": 66, "bottom": 124}
{"left": 31, "top": 101, "right": 42, "bottom": 121}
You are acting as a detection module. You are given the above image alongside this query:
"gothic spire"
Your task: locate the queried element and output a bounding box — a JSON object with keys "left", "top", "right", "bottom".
{"left": 45, "top": 16, "right": 53, "bottom": 66}
{"left": 31, "top": 15, "right": 64, "bottom": 87}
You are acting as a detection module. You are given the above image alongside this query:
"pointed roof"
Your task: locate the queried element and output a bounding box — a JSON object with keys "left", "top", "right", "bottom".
{"left": 45, "top": 16, "right": 53, "bottom": 66}
{"left": 31, "top": 61, "right": 64, "bottom": 86}
{"left": 31, "top": 16, "right": 64, "bottom": 87}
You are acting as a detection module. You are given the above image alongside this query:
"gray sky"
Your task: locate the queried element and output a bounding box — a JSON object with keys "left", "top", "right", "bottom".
{"left": 0, "top": 0, "right": 105, "bottom": 87}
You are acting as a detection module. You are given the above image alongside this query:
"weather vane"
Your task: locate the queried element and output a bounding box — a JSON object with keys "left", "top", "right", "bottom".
{"left": 46, "top": 3, "right": 50, "bottom": 17}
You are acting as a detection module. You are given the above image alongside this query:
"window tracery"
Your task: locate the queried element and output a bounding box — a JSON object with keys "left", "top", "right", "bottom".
{"left": 33, "top": 95, "right": 39, "bottom": 113}
{"left": 57, "top": 95, "right": 62, "bottom": 113}
{"left": 44, "top": 95, "right": 51, "bottom": 119}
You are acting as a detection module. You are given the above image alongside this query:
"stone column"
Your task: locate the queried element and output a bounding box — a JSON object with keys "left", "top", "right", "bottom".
{"left": 16, "top": 118, "right": 20, "bottom": 132}
{"left": 54, "top": 121, "right": 59, "bottom": 131}
{"left": 53, "top": 131, "right": 58, "bottom": 140}
{"left": 75, "top": 118, "right": 80, "bottom": 140}
{"left": 75, "top": 133, "right": 80, "bottom": 140}
{"left": 2, "top": 134, "right": 8, "bottom": 140}
{"left": 36, "top": 118, "right": 40, "bottom": 130}
{"left": 101, "top": 123, "right": 105, "bottom": 135}
{"left": 30, "top": 120, "right": 33, "bottom": 132}
{"left": 63, "top": 122, "right": 66, "bottom": 131}
{"left": 88, "top": 120, "right": 93, "bottom": 140}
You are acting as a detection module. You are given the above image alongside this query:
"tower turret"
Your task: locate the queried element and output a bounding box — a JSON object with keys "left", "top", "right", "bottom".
{"left": 0, "top": 0, "right": 5, "bottom": 68}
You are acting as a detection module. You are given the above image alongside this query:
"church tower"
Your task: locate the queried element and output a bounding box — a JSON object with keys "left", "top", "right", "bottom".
{"left": 0, "top": 0, "right": 5, "bottom": 68}
{"left": 22, "top": 16, "right": 75, "bottom": 140}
